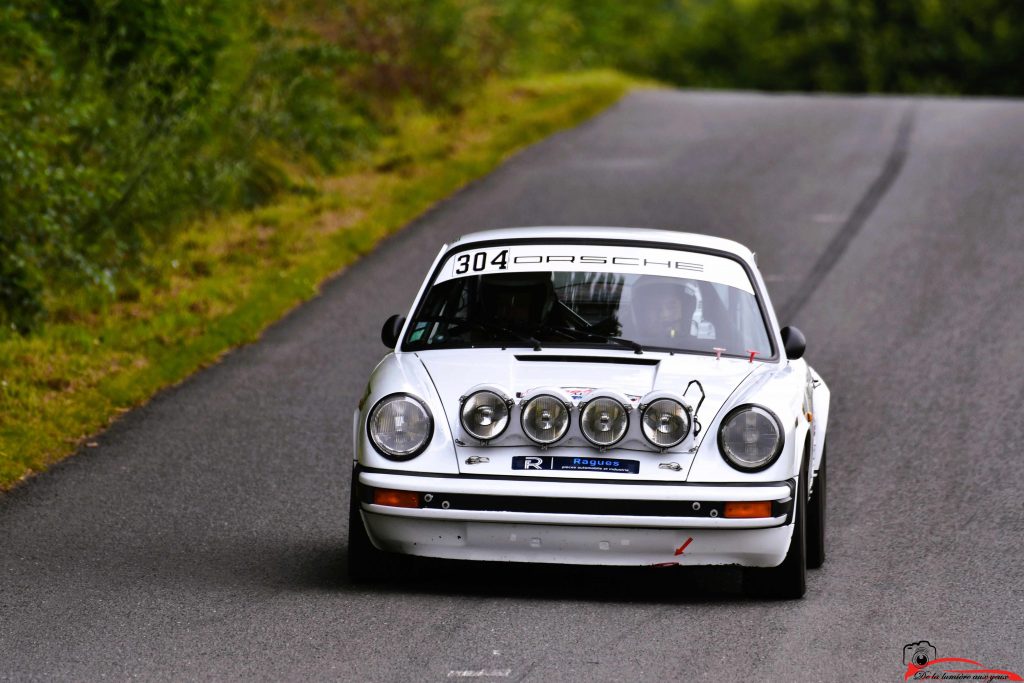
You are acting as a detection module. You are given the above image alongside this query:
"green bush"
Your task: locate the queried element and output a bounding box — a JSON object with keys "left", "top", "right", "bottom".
{"left": 650, "top": 0, "right": 1024, "bottom": 94}
{"left": 0, "top": 0, "right": 371, "bottom": 332}
{"left": 4, "top": 0, "right": 1024, "bottom": 333}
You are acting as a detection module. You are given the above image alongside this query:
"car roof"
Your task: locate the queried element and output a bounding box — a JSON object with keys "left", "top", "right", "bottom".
{"left": 452, "top": 226, "right": 757, "bottom": 264}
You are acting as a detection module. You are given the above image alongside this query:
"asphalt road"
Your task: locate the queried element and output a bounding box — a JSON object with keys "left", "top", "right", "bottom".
{"left": 2, "top": 90, "right": 1023, "bottom": 681}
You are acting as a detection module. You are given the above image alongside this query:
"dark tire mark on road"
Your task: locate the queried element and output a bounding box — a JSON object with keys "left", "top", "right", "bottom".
{"left": 779, "top": 106, "right": 916, "bottom": 322}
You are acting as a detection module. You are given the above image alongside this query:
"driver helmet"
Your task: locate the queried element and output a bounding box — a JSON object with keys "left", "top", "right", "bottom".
{"left": 631, "top": 276, "right": 697, "bottom": 342}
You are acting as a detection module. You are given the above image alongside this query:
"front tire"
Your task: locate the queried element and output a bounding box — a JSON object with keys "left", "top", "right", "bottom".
{"left": 347, "top": 476, "right": 403, "bottom": 581}
{"left": 806, "top": 442, "right": 827, "bottom": 569}
{"left": 743, "top": 451, "right": 808, "bottom": 599}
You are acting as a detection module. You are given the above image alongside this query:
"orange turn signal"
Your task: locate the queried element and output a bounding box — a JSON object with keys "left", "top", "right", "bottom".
{"left": 723, "top": 501, "right": 772, "bottom": 519}
{"left": 372, "top": 488, "right": 421, "bottom": 508}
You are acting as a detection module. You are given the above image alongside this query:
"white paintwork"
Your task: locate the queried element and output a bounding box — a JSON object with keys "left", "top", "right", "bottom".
{"left": 362, "top": 513, "right": 793, "bottom": 567}
{"left": 354, "top": 227, "right": 830, "bottom": 567}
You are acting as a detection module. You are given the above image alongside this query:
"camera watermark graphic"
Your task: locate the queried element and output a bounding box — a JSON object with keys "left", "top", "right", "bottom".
{"left": 902, "top": 641, "right": 1022, "bottom": 681}
{"left": 905, "top": 642, "right": 938, "bottom": 668}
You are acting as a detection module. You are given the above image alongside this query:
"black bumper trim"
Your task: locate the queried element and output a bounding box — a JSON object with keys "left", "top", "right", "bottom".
{"left": 358, "top": 483, "right": 793, "bottom": 520}
{"left": 359, "top": 464, "right": 796, "bottom": 490}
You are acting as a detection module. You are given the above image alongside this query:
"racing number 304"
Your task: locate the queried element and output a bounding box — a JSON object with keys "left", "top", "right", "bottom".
{"left": 455, "top": 249, "right": 509, "bottom": 275}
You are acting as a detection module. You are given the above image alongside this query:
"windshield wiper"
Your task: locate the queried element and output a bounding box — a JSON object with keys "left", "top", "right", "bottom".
{"left": 538, "top": 324, "right": 644, "bottom": 355}
{"left": 416, "top": 316, "right": 542, "bottom": 351}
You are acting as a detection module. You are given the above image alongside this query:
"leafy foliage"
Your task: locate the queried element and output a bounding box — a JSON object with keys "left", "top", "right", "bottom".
{"left": 648, "top": 0, "right": 1024, "bottom": 94}
{"left": 3, "top": 0, "right": 1024, "bottom": 331}
{"left": 0, "top": 0, "right": 367, "bottom": 332}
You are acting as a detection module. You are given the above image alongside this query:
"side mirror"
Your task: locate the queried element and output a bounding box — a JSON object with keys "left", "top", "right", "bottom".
{"left": 780, "top": 326, "right": 806, "bottom": 360}
{"left": 381, "top": 314, "right": 406, "bottom": 349}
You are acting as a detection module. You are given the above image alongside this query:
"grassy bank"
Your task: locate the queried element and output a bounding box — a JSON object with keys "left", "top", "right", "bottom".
{"left": 0, "top": 70, "right": 636, "bottom": 491}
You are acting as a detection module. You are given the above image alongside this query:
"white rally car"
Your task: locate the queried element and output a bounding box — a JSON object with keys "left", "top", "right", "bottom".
{"left": 349, "top": 227, "right": 830, "bottom": 598}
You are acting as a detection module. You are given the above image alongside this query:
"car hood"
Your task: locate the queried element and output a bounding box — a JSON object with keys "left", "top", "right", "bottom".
{"left": 417, "top": 347, "right": 764, "bottom": 445}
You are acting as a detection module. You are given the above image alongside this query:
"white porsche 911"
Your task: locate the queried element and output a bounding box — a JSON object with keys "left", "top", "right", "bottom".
{"left": 349, "top": 227, "right": 830, "bottom": 598}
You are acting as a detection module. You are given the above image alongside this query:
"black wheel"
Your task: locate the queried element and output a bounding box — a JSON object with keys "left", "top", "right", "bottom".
{"left": 806, "top": 442, "right": 827, "bottom": 569}
{"left": 347, "top": 478, "right": 403, "bottom": 581}
{"left": 743, "top": 449, "right": 808, "bottom": 599}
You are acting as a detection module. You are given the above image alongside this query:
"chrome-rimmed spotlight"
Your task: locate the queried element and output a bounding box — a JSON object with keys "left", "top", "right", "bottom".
{"left": 579, "top": 394, "right": 630, "bottom": 447}
{"left": 367, "top": 393, "right": 433, "bottom": 460}
{"left": 639, "top": 395, "right": 691, "bottom": 450}
{"left": 717, "top": 404, "right": 784, "bottom": 471}
{"left": 520, "top": 392, "right": 571, "bottom": 445}
{"left": 460, "top": 387, "right": 513, "bottom": 442}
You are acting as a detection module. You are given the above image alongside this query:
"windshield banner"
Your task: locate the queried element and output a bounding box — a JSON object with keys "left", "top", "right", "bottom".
{"left": 435, "top": 244, "right": 754, "bottom": 293}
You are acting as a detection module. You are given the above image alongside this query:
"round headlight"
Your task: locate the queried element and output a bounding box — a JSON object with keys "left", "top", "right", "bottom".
{"left": 580, "top": 397, "right": 629, "bottom": 447}
{"left": 368, "top": 394, "right": 433, "bottom": 460}
{"left": 641, "top": 398, "right": 691, "bottom": 449}
{"left": 460, "top": 390, "right": 510, "bottom": 441}
{"left": 520, "top": 394, "right": 570, "bottom": 445}
{"left": 718, "top": 405, "right": 783, "bottom": 471}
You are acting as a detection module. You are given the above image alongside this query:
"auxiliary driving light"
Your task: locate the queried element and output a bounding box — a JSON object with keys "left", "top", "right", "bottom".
{"left": 580, "top": 397, "right": 629, "bottom": 447}
{"left": 460, "top": 388, "right": 512, "bottom": 441}
{"left": 640, "top": 397, "right": 691, "bottom": 449}
{"left": 520, "top": 394, "right": 570, "bottom": 445}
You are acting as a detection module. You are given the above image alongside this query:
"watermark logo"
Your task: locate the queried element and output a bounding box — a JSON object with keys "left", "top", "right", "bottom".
{"left": 905, "top": 642, "right": 938, "bottom": 669}
{"left": 902, "top": 641, "right": 1022, "bottom": 681}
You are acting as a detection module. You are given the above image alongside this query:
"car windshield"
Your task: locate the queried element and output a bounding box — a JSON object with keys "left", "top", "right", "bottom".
{"left": 402, "top": 243, "right": 773, "bottom": 359}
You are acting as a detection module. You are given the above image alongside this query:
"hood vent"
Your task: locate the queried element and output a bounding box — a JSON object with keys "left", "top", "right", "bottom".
{"left": 514, "top": 355, "right": 660, "bottom": 366}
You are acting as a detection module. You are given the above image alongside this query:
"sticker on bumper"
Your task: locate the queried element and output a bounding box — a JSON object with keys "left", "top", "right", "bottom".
{"left": 511, "top": 456, "right": 640, "bottom": 474}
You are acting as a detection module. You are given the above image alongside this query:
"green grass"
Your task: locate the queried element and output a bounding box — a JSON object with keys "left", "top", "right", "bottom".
{"left": 0, "top": 70, "right": 638, "bottom": 491}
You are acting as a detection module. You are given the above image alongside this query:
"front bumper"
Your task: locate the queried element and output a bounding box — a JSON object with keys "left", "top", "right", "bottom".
{"left": 356, "top": 469, "right": 796, "bottom": 567}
